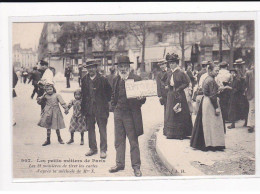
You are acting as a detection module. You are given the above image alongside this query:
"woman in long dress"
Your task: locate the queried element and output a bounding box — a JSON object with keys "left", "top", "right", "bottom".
{"left": 190, "top": 64, "right": 225, "bottom": 151}
{"left": 164, "top": 56, "right": 192, "bottom": 140}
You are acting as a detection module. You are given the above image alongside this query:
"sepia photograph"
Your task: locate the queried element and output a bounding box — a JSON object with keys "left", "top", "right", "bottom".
{"left": 11, "top": 18, "right": 255, "bottom": 180}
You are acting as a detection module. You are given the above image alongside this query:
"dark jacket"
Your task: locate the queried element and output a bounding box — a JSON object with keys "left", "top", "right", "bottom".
{"left": 64, "top": 67, "right": 71, "bottom": 78}
{"left": 156, "top": 69, "right": 169, "bottom": 99}
{"left": 81, "top": 73, "right": 112, "bottom": 118}
{"left": 111, "top": 73, "right": 146, "bottom": 136}
{"left": 13, "top": 70, "right": 18, "bottom": 97}
{"left": 28, "top": 70, "right": 42, "bottom": 85}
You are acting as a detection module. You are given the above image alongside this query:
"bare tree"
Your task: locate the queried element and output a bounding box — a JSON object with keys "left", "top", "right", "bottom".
{"left": 171, "top": 21, "right": 195, "bottom": 68}
{"left": 127, "top": 21, "right": 148, "bottom": 72}
{"left": 222, "top": 21, "right": 247, "bottom": 67}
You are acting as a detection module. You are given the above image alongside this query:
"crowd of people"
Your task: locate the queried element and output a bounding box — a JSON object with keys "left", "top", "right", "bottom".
{"left": 13, "top": 53, "right": 255, "bottom": 177}
{"left": 156, "top": 54, "right": 255, "bottom": 152}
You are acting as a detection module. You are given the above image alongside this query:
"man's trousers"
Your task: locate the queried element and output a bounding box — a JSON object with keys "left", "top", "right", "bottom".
{"left": 114, "top": 109, "right": 141, "bottom": 170}
{"left": 87, "top": 115, "right": 108, "bottom": 152}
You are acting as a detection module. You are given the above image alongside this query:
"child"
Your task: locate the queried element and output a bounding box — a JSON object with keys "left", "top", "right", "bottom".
{"left": 37, "top": 84, "right": 67, "bottom": 146}
{"left": 65, "top": 89, "right": 87, "bottom": 145}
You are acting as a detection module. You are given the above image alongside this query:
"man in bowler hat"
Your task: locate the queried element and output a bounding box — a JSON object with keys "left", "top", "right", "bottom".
{"left": 81, "top": 59, "right": 112, "bottom": 159}
{"left": 109, "top": 56, "right": 146, "bottom": 177}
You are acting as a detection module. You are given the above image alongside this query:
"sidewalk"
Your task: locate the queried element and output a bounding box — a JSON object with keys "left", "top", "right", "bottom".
{"left": 156, "top": 120, "right": 255, "bottom": 176}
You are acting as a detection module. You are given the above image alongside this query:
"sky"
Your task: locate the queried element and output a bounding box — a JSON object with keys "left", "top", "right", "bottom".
{"left": 12, "top": 23, "right": 44, "bottom": 50}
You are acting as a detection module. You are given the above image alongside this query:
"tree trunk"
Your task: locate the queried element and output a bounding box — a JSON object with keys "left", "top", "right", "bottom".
{"left": 140, "top": 32, "right": 146, "bottom": 72}
{"left": 229, "top": 46, "right": 234, "bottom": 69}
{"left": 219, "top": 21, "right": 223, "bottom": 62}
{"left": 181, "top": 30, "right": 185, "bottom": 68}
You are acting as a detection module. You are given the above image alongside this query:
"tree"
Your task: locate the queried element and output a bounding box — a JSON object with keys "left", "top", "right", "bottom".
{"left": 222, "top": 21, "right": 246, "bottom": 67}
{"left": 90, "top": 21, "right": 127, "bottom": 70}
{"left": 172, "top": 21, "right": 195, "bottom": 68}
{"left": 126, "top": 21, "right": 148, "bottom": 72}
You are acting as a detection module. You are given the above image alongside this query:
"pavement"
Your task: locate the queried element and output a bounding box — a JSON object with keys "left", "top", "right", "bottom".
{"left": 13, "top": 80, "right": 166, "bottom": 179}
{"left": 156, "top": 114, "right": 255, "bottom": 176}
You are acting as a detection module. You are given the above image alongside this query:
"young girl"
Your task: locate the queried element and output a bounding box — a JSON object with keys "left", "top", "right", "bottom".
{"left": 37, "top": 84, "right": 67, "bottom": 146}
{"left": 65, "top": 89, "right": 87, "bottom": 145}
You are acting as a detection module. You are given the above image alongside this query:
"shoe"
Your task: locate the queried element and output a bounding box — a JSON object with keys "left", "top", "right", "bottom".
{"left": 85, "top": 149, "right": 97, "bottom": 156}
{"left": 58, "top": 138, "right": 64, "bottom": 144}
{"left": 227, "top": 124, "right": 235, "bottom": 129}
{"left": 248, "top": 127, "right": 254, "bottom": 133}
{"left": 42, "top": 140, "right": 50, "bottom": 146}
{"left": 80, "top": 139, "right": 84, "bottom": 145}
{"left": 100, "top": 151, "right": 107, "bottom": 159}
{"left": 67, "top": 139, "right": 74, "bottom": 144}
{"left": 109, "top": 165, "right": 124, "bottom": 173}
{"left": 134, "top": 168, "right": 142, "bottom": 177}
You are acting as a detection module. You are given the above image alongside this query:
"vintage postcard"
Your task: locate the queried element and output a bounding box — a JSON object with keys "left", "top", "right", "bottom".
{"left": 11, "top": 12, "right": 256, "bottom": 181}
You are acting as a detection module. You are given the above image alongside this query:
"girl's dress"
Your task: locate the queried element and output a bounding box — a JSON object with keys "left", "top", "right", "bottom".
{"left": 190, "top": 75, "right": 225, "bottom": 150}
{"left": 38, "top": 93, "right": 67, "bottom": 129}
{"left": 68, "top": 99, "right": 87, "bottom": 133}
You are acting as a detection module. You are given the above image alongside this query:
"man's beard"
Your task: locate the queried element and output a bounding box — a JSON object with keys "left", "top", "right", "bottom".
{"left": 119, "top": 70, "right": 130, "bottom": 80}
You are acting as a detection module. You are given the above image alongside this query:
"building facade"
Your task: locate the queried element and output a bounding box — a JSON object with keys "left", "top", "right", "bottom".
{"left": 38, "top": 21, "right": 254, "bottom": 74}
{"left": 13, "top": 44, "right": 38, "bottom": 69}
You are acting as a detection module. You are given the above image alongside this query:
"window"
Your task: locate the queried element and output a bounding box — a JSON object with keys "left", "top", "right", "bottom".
{"left": 156, "top": 33, "right": 163, "bottom": 43}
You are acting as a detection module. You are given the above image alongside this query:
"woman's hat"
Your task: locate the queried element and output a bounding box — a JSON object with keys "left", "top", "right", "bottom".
{"left": 115, "top": 56, "right": 133, "bottom": 66}
{"left": 233, "top": 58, "right": 245, "bottom": 65}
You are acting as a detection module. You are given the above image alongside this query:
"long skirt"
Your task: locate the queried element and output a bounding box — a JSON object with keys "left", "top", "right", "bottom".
{"left": 228, "top": 93, "right": 249, "bottom": 122}
{"left": 190, "top": 96, "right": 225, "bottom": 150}
{"left": 219, "top": 89, "right": 231, "bottom": 122}
{"left": 165, "top": 89, "right": 192, "bottom": 139}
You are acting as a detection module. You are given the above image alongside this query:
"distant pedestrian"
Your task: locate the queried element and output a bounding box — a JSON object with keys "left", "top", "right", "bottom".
{"left": 245, "top": 64, "right": 255, "bottom": 133}
{"left": 28, "top": 66, "right": 42, "bottom": 99}
{"left": 22, "top": 68, "right": 29, "bottom": 84}
{"left": 78, "top": 64, "right": 83, "bottom": 87}
{"left": 190, "top": 64, "right": 225, "bottom": 151}
{"left": 37, "top": 84, "right": 68, "bottom": 146}
{"left": 65, "top": 89, "right": 87, "bottom": 145}
{"left": 107, "top": 66, "right": 117, "bottom": 87}
{"left": 65, "top": 62, "right": 71, "bottom": 88}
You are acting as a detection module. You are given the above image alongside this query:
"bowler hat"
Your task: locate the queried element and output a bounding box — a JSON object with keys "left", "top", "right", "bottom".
{"left": 233, "top": 58, "right": 245, "bottom": 65}
{"left": 167, "top": 53, "right": 179, "bottom": 63}
{"left": 116, "top": 56, "right": 133, "bottom": 66}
